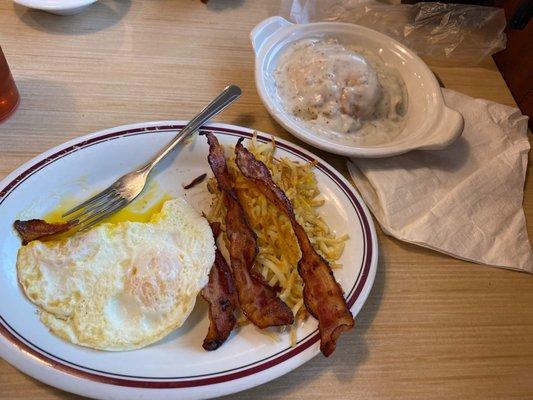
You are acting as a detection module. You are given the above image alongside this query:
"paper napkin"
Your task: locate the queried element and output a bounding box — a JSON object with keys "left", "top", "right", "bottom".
{"left": 348, "top": 89, "right": 532, "bottom": 272}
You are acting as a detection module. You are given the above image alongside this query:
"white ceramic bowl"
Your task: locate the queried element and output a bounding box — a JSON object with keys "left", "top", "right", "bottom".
{"left": 13, "top": 0, "right": 97, "bottom": 15}
{"left": 251, "top": 16, "right": 464, "bottom": 158}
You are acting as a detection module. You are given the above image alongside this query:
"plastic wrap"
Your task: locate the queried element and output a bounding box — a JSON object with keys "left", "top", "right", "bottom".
{"left": 280, "top": 0, "right": 507, "bottom": 65}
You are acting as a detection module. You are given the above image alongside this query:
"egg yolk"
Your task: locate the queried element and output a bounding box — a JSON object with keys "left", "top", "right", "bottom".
{"left": 42, "top": 191, "right": 173, "bottom": 240}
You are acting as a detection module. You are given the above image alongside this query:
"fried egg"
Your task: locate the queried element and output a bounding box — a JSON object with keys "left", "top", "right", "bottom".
{"left": 16, "top": 198, "right": 215, "bottom": 351}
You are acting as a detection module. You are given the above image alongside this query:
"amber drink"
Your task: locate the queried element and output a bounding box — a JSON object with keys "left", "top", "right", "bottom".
{"left": 0, "top": 47, "right": 19, "bottom": 122}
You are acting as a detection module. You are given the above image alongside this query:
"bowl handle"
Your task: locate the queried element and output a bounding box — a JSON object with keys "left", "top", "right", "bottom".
{"left": 250, "top": 16, "right": 293, "bottom": 55}
{"left": 417, "top": 106, "right": 464, "bottom": 150}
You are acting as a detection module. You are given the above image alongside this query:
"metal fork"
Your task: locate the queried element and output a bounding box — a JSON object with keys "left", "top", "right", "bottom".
{"left": 62, "top": 84, "right": 242, "bottom": 231}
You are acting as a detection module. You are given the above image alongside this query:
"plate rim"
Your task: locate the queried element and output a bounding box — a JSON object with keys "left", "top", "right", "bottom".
{"left": 12, "top": 0, "right": 98, "bottom": 12}
{"left": 0, "top": 121, "right": 378, "bottom": 400}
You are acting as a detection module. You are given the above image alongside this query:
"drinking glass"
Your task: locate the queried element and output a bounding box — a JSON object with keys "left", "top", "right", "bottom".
{"left": 0, "top": 46, "right": 20, "bottom": 122}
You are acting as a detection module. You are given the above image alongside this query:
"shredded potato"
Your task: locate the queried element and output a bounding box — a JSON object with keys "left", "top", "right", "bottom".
{"left": 207, "top": 134, "right": 348, "bottom": 342}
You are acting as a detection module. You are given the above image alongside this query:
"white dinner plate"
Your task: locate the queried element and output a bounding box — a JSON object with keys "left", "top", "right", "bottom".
{"left": 12, "top": 0, "right": 98, "bottom": 15}
{"left": 0, "top": 121, "right": 377, "bottom": 400}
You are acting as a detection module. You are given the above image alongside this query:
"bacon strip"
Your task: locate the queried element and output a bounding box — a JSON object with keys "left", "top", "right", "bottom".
{"left": 235, "top": 140, "right": 354, "bottom": 356}
{"left": 13, "top": 219, "right": 76, "bottom": 245}
{"left": 201, "top": 222, "right": 238, "bottom": 351}
{"left": 206, "top": 133, "right": 294, "bottom": 328}
{"left": 183, "top": 173, "right": 207, "bottom": 189}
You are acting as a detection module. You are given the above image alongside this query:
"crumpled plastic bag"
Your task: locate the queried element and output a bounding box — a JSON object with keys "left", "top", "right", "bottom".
{"left": 280, "top": 0, "right": 507, "bottom": 65}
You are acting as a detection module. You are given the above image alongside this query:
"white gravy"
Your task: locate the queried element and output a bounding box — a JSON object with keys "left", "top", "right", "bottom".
{"left": 273, "top": 39, "right": 408, "bottom": 145}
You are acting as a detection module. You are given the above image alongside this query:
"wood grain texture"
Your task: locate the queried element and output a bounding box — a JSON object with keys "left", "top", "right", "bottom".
{"left": 0, "top": 1, "right": 532, "bottom": 399}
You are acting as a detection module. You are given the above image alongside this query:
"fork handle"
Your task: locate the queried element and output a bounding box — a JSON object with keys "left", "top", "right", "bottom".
{"left": 139, "top": 84, "right": 242, "bottom": 173}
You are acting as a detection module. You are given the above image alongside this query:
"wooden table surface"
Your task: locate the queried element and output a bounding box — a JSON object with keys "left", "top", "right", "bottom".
{"left": 0, "top": 1, "right": 532, "bottom": 399}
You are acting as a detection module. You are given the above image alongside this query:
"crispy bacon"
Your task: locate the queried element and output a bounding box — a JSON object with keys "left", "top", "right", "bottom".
{"left": 201, "top": 222, "right": 238, "bottom": 351}
{"left": 183, "top": 173, "right": 207, "bottom": 190}
{"left": 13, "top": 219, "right": 75, "bottom": 245}
{"left": 206, "top": 133, "right": 294, "bottom": 328}
{"left": 235, "top": 140, "right": 354, "bottom": 356}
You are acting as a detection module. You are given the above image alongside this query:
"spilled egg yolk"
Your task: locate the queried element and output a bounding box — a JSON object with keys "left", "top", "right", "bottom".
{"left": 43, "top": 193, "right": 173, "bottom": 241}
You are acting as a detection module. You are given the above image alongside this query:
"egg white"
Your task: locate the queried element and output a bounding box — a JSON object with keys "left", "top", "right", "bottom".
{"left": 16, "top": 198, "right": 215, "bottom": 351}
